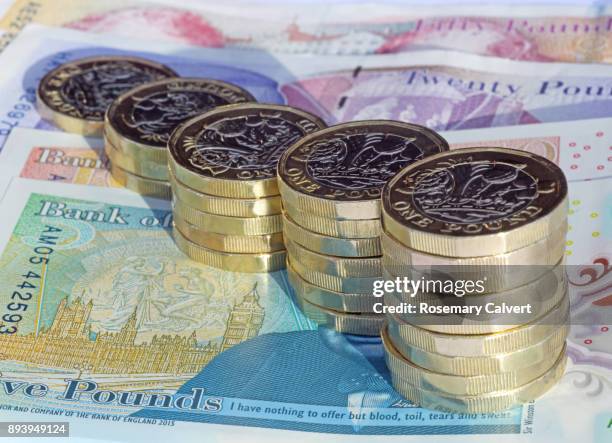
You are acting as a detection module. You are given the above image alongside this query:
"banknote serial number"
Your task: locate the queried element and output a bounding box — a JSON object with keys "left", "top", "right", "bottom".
{"left": 0, "top": 225, "right": 60, "bottom": 334}
{"left": 2, "top": 422, "right": 69, "bottom": 437}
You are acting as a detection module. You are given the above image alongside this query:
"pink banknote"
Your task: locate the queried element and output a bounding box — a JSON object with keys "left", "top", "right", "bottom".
{"left": 0, "top": 0, "right": 610, "bottom": 62}
{"left": 19, "top": 146, "right": 119, "bottom": 187}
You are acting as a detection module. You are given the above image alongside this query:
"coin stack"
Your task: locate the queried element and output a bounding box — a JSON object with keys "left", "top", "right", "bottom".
{"left": 169, "top": 103, "right": 326, "bottom": 273}
{"left": 278, "top": 121, "right": 449, "bottom": 335}
{"left": 104, "top": 78, "right": 256, "bottom": 199}
{"left": 37, "top": 56, "right": 178, "bottom": 136}
{"left": 380, "top": 147, "right": 569, "bottom": 413}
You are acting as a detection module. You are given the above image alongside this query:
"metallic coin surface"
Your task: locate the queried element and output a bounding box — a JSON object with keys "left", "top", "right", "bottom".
{"left": 285, "top": 238, "right": 381, "bottom": 277}
{"left": 381, "top": 223, "right": 567, "bottom": 294}
{"left": 290, "top": 253, "right": 379, "bottom": 294}
{"left": 278, "top": 120, "right": 449, "bottom": 220}
{"left": 284, "top": 201, "right": 381, "bottom": 238}
{"left": 37, "top": 56, "right": 177, "bottom": 135}
{"left": 388, "top": 321, "right": 568, "bottom": 375}
{"left": 382, "top": 147, "right": 568, "bottom": 257}
{"left": 382, "top": 261, "right": 567, "bottom": 335}
{"left": 174, "top": 215, "right": 285, "bottom": 253}
{"left": 388, "top": 296, "right": 569, "bottom": 357}
{"left": 104, "top": 137, "right": 167, "bottom": 180}
{"left": 169, "top": 103, "right": 326, "bottom": 198}
{"left": 171, "top": 172, "right": 281, "bottom": 217}
{"left": 382, "top": 326, "right": 563, "bottom": 396}
{"left": 293, "top": 294, "right": 384, "bottom": 336}
{"left": 109, "top": 161, "right": 171, "bottom": 199}
{"left": 389, "top": 342, "right": 566, "bottom": 413}
{"left": 173, "top": 199, "right": 283, "bottom": 235}
{"left": 173, "top": 224, "right": 286, "bottom": 273}
{"left": 282, "top": 212, "right": 381, "bottom": 257}
{"left": 287, "top": 259, "right": 378, "bottom": 312}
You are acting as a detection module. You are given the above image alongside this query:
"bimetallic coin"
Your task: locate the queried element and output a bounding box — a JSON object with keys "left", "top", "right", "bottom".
{"left": 173, "top": 199, "right": 283, "bottom": 235}
{"left": 387, "top": 321, "right": 568, "bottom": 375}
{"left": 382, "top": 261, "right": 567, "bottom": 335}
{"left": 169, "top": 103, "right": 326, "bottom": 198}
{"left": 382, "top": 147, "right": 568, "bottom": 257}
{"left": 37, "top": 56, "right": 177, "bottom": 135}
{"left": 381, "top": 223, "right": 567, "bottom": 293}
{"left": 278, "top": 120, "right": 449, "bottom": 220}
{"left": 282, "top": 212, "right": 381, "bottom": 257}
{"left": 285, "top": 238, "right": 381, "bottom": 278}
{"left": 105, "top": 78, "right": 255, "bottom": 179}
{"left": 389, "top": 343, "right": 566, "bottom": 413}
{"left": 290, "top": 253, "right": 379, "bottom": 294}
{"left": 287, "top": 259, "right": 377, "bottom": 312}
{"left": 109, "top": 161, "right": 171, "bottom": 199}
{"left": 382, "top": 326, "right": 563, "bottom": 396}
{"left": 284, "top": 201, "right": 381, "bottom": 238}
{"left": 293, "top": 294, "right": 384, "bottom": 336}
{"left": 104, "top": 136, "right": 168, "bottom": 180}
{"left": 388, "top": 296, "right": 569, "bottom": 357}
{"left": 174, "top": 215, "right": 285, "bottom": 253}
{"left": 173, "top": 224, "right": 286, "bottom": 273}
{"left": 171, "top": 172, "right": 281, "bottom": 217}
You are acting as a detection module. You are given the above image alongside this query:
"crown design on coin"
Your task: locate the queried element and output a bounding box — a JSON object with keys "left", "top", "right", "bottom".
{"left": 303, "top": 132, "right": 422, "bottom": 191}
{"left": 184, "top": 112, "right": 307, "bottom": 175}
{"left": 405, "top": 160, "right": 541, "bottom": 224}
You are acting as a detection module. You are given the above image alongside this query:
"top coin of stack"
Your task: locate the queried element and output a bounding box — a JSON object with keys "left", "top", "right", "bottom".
{"left": 379, "top": 147, "right": 569, "bottom": 413}
{"left": 169, "top": 103, "right": 326, "bottom": 273}
{"left": 104, "top": 78, "right": 256, "bottom": 199}
{"left": 278, "top": 120, "right": 449, "bottom": 335}
{"left": 36, "top": 56, "right": 178, "bottom": 136}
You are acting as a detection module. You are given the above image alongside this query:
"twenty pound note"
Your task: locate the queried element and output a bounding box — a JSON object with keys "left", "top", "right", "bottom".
{"left": 1, "top": 26, "right": 612, "bottom": 148}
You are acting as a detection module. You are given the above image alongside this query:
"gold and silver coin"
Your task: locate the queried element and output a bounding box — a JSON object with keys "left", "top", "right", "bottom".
{"left": 285, "top": 238, "right": 381, "bottom": 277}
{"left": 381, "top": 222, "right": 567, "bottom": 293}
{"left": 105, "top": 78, "right": 255, "bottom": 180}
{"left": 387, "top": 322, "right": 568, "bottom": 376}
{"left": 173, "top": 224, "right": 286, "bottom": 273}
{"left": 381, "top": 147, "right": 568, "bottom": 257}
{"left": 388, "top": 340, "right": 567, "bottom": 413}
{"left": 282, "top": 212, "right": 381, "bottom": 257}
{"left": 382, "top": 260, "right": 567, "bottom": 335}
{"left": 171, "top": 172, "right": 281, "bottom": 217}
{"left": 174, "top": 215, "right": 285, "bottom": 253}
{"left": 382, "top": 325, "right": 564, "bottom": 396}
{"left": 283, "top": 201, "right": 382, "bottom": 238}
{"left": 287, "top": 259, "right": 378, "bottom": 313}
{"left": 109, "top": 160, "right": 171, "bottom": 199}
{"left": 388, "top": 296, "right": 569, "bottom": 358}
{"left": 293, "top": 293, "right": 384, "bottom": 336}
{"left": 173, "top": 199, "right": 283, "bottom": 235}
{"left": 37, "top": 56, "right": 177, "bottom": 135}
{"left": 290, "top": 254, "right": 379, "bottom": 294}
{"left": 278, "top": 120, "right": 449, "bottom": 220}
{"left": 169, "top": 103, "right": 326, "bottom": 198}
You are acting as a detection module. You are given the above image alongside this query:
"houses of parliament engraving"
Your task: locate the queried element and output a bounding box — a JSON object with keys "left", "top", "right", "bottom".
{"left": 0, "top": 284, "right": 264, "bottom": 375}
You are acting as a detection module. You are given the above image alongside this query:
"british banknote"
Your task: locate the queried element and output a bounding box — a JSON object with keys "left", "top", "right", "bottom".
{"left": 0, "top": 0, "right": 611, "bottom": 61}
{"left": 0, "top": 177, "right": 608, "bottom": 443}
{"left": 1, "top": 25, "right": 612, "bottom": 149}
{"left": 1, "top": 117, "right": 609, "bottom": 190}
{"left": 0, "top": 126, "right": 609, "bottom": 377}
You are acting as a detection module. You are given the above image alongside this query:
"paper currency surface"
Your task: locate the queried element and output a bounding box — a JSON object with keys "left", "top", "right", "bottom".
{"left": 2, "top": 25, "right": 612, "bottom": 150}
{"left": 0, "top": 0, "right": 610, "bottom": 61}
{"left": 0, "top": 177, "right": 606, "bottom": 443}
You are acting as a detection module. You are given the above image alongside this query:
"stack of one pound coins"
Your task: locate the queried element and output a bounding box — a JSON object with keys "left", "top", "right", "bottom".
{"left": 37, "top": 56, "right": 178, "bottom": 136}
{"left": 278, "top": 121, "right": 449, "bottom": 335}
{"left": 104, "top": 78, "right": 255, "bottom": 198}
{"left": 380, "top": 147, "right": 569, "bottom": 413}
{"left": 169, "top": 103, "right": 326, "bottom": 273}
